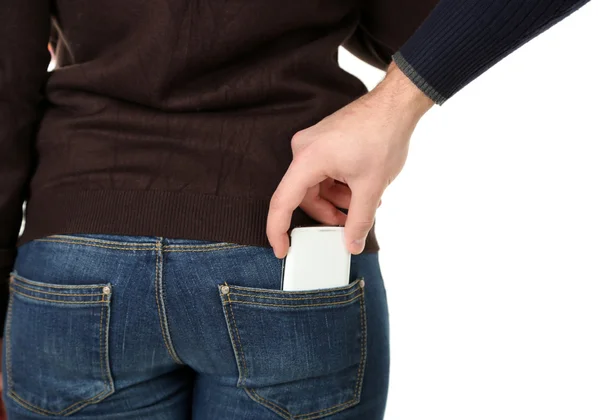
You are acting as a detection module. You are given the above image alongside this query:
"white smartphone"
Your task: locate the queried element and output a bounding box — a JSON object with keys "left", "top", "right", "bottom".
{"left": 281, "top": 226, "right": 351, "bottom": 291}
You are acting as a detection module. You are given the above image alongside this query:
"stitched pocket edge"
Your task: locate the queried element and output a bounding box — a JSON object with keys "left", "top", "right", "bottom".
{"left": 219, "top": 280, "right": 368, "bottom": 420}
{"left": 5, "top": 276, "right": 115, "bottom": 416}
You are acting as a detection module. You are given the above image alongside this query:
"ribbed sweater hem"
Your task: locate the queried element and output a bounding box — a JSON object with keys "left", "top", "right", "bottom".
{"left": 19, "top": 189, "right": 379, "bottom": 252}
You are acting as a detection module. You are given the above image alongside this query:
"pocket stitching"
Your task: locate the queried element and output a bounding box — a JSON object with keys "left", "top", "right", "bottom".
{"left": 10, "top": 273, "right": 108, "bottom": 289}
{"left": 11, "top": 281, "right": 105, "bottom": 297}
{"left": 247, "top": 386, "right": 359, "bottom": 420}
{"left": 6, "top": 293, "right": 15, "bottom": 389}
{"left": 40, "top": 234, "right": 246, "bottom": 252}
{"left": 5, "top": 284, "right": 115, "bottom": 416}
{"left": 225, "top": 292, "right": 250, "bottom": 387}
{"left": 226, "top": 294, "right": 361, "bottom": 309}
{"left": 245, "top": 388, "right": 291, "bottom": 418}
{"left": 228, "top": 287, "right": 360, "bottom": 301}
{"left": 98, "top": 300, "right": 116, "bottom": 407}
{"left": 9, "top": 289, "right": 105, "bottom": 305}
{"left": 221, "top": 284, "right": 367, "bottom": 420}
{"left": 227, "top": 279, "right": 360, "bottom": 296}
{"left": 8, "top": 384, "right": 114, "bottom": 417}
{"left": 297, "top": 398, "right": 357, "bottom": 420}
{"left": 354, "top": 292, "right": 367, "bottom": 402}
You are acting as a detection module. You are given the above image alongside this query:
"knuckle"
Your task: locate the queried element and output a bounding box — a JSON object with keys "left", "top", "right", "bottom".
{"left": 290, "top": 130, "right": 308, "bottom": 150}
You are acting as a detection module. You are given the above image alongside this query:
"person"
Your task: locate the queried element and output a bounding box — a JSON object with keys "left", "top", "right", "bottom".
{"left": 0, "top": 0, "right": 591, "bottom": 418}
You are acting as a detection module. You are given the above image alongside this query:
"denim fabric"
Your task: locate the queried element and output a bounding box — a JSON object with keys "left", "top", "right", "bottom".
{"left": 2, "top": 234, "right": 390, "bottom": 419}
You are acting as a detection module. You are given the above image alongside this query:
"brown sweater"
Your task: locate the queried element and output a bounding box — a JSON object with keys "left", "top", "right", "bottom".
{"left": 0, "top": 0, "right": 438, "bottom": 322}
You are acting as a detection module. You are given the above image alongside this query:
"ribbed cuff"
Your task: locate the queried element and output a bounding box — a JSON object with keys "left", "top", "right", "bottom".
{"left": 392, "top": 51, "right": 447, "bottom": 105}
{"left": 393, "top": 0, "right": 591, "bottom": 106}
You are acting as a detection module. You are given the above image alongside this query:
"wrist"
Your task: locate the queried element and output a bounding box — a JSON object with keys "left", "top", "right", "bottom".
{"left": 374, "top": 62, "right": 434, "bottom": 119}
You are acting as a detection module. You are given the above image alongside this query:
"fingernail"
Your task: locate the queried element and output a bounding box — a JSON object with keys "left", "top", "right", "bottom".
{"left": 273, "top": 246, "right": 288, "bottom": 259}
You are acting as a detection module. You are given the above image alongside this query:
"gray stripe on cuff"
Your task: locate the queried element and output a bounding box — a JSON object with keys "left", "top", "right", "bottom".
{"left": 392, "top": 51, "right": 447, "bottom": 105}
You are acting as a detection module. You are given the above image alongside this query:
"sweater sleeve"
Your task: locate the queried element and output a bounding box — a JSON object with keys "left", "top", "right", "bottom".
{"left": 392, "top": 0, "right": 591, "bottom": 104}
{"left": 342, "top": 0, "right": 439, "bottom": 71}
{"left": 0, "top": 0, "right": 51, "bottom": 334}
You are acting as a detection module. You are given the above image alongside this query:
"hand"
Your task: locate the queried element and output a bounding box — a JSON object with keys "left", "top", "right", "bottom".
{"left": 267, "top": 63, "right": 434, "bottom": 258}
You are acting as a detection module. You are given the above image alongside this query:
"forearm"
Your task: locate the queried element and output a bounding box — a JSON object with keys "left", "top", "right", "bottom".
{"left": 375, "top": 63, "right": 435, "bottom": 119}
{"left": 392, "top": 0, "right": 591, "bottom": 104}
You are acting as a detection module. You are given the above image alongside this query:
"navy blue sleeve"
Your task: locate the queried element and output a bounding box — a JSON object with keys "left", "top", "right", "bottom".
{"left": 393, "top": 0, "right": 591, "bottom": 104}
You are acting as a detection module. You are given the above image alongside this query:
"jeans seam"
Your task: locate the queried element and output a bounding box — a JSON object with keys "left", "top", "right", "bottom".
{"left": 37, "top": 236, "right": 247, "bottom": 252}
{"left": 163, "top": 245, "right": 246, "bottom": 253}
{"left": 34, "top": 238, "right": 156, "bottom": 251}
{"left": 154, "top": 239, "right": 184, "bottom": 365}
{"left": 38, "top": 235, "right": 157, "bottom": 248}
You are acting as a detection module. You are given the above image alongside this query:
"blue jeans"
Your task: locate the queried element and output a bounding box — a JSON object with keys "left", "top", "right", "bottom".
{"left": 2, "top": 234, "right": 390, "bottom": 419}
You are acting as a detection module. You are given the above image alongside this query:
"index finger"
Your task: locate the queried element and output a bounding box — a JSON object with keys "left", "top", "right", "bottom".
{"left": 267, "top": 158, "right": 325, "bottom": 258}
{"left": 345, "top": 182, "right": 383, "bottom": 254}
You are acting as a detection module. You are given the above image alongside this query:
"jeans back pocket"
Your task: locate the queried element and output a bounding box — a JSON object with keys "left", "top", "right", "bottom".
{"left": 4, "top": 272, "right": 114, "bottom": 416}
{"left": 219, "top": 278, "right": 367, "bottom": 420}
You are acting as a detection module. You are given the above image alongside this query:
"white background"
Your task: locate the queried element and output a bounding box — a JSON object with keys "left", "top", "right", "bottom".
{"left": 339, "top": 2, "right": 600, "bottom": 419}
